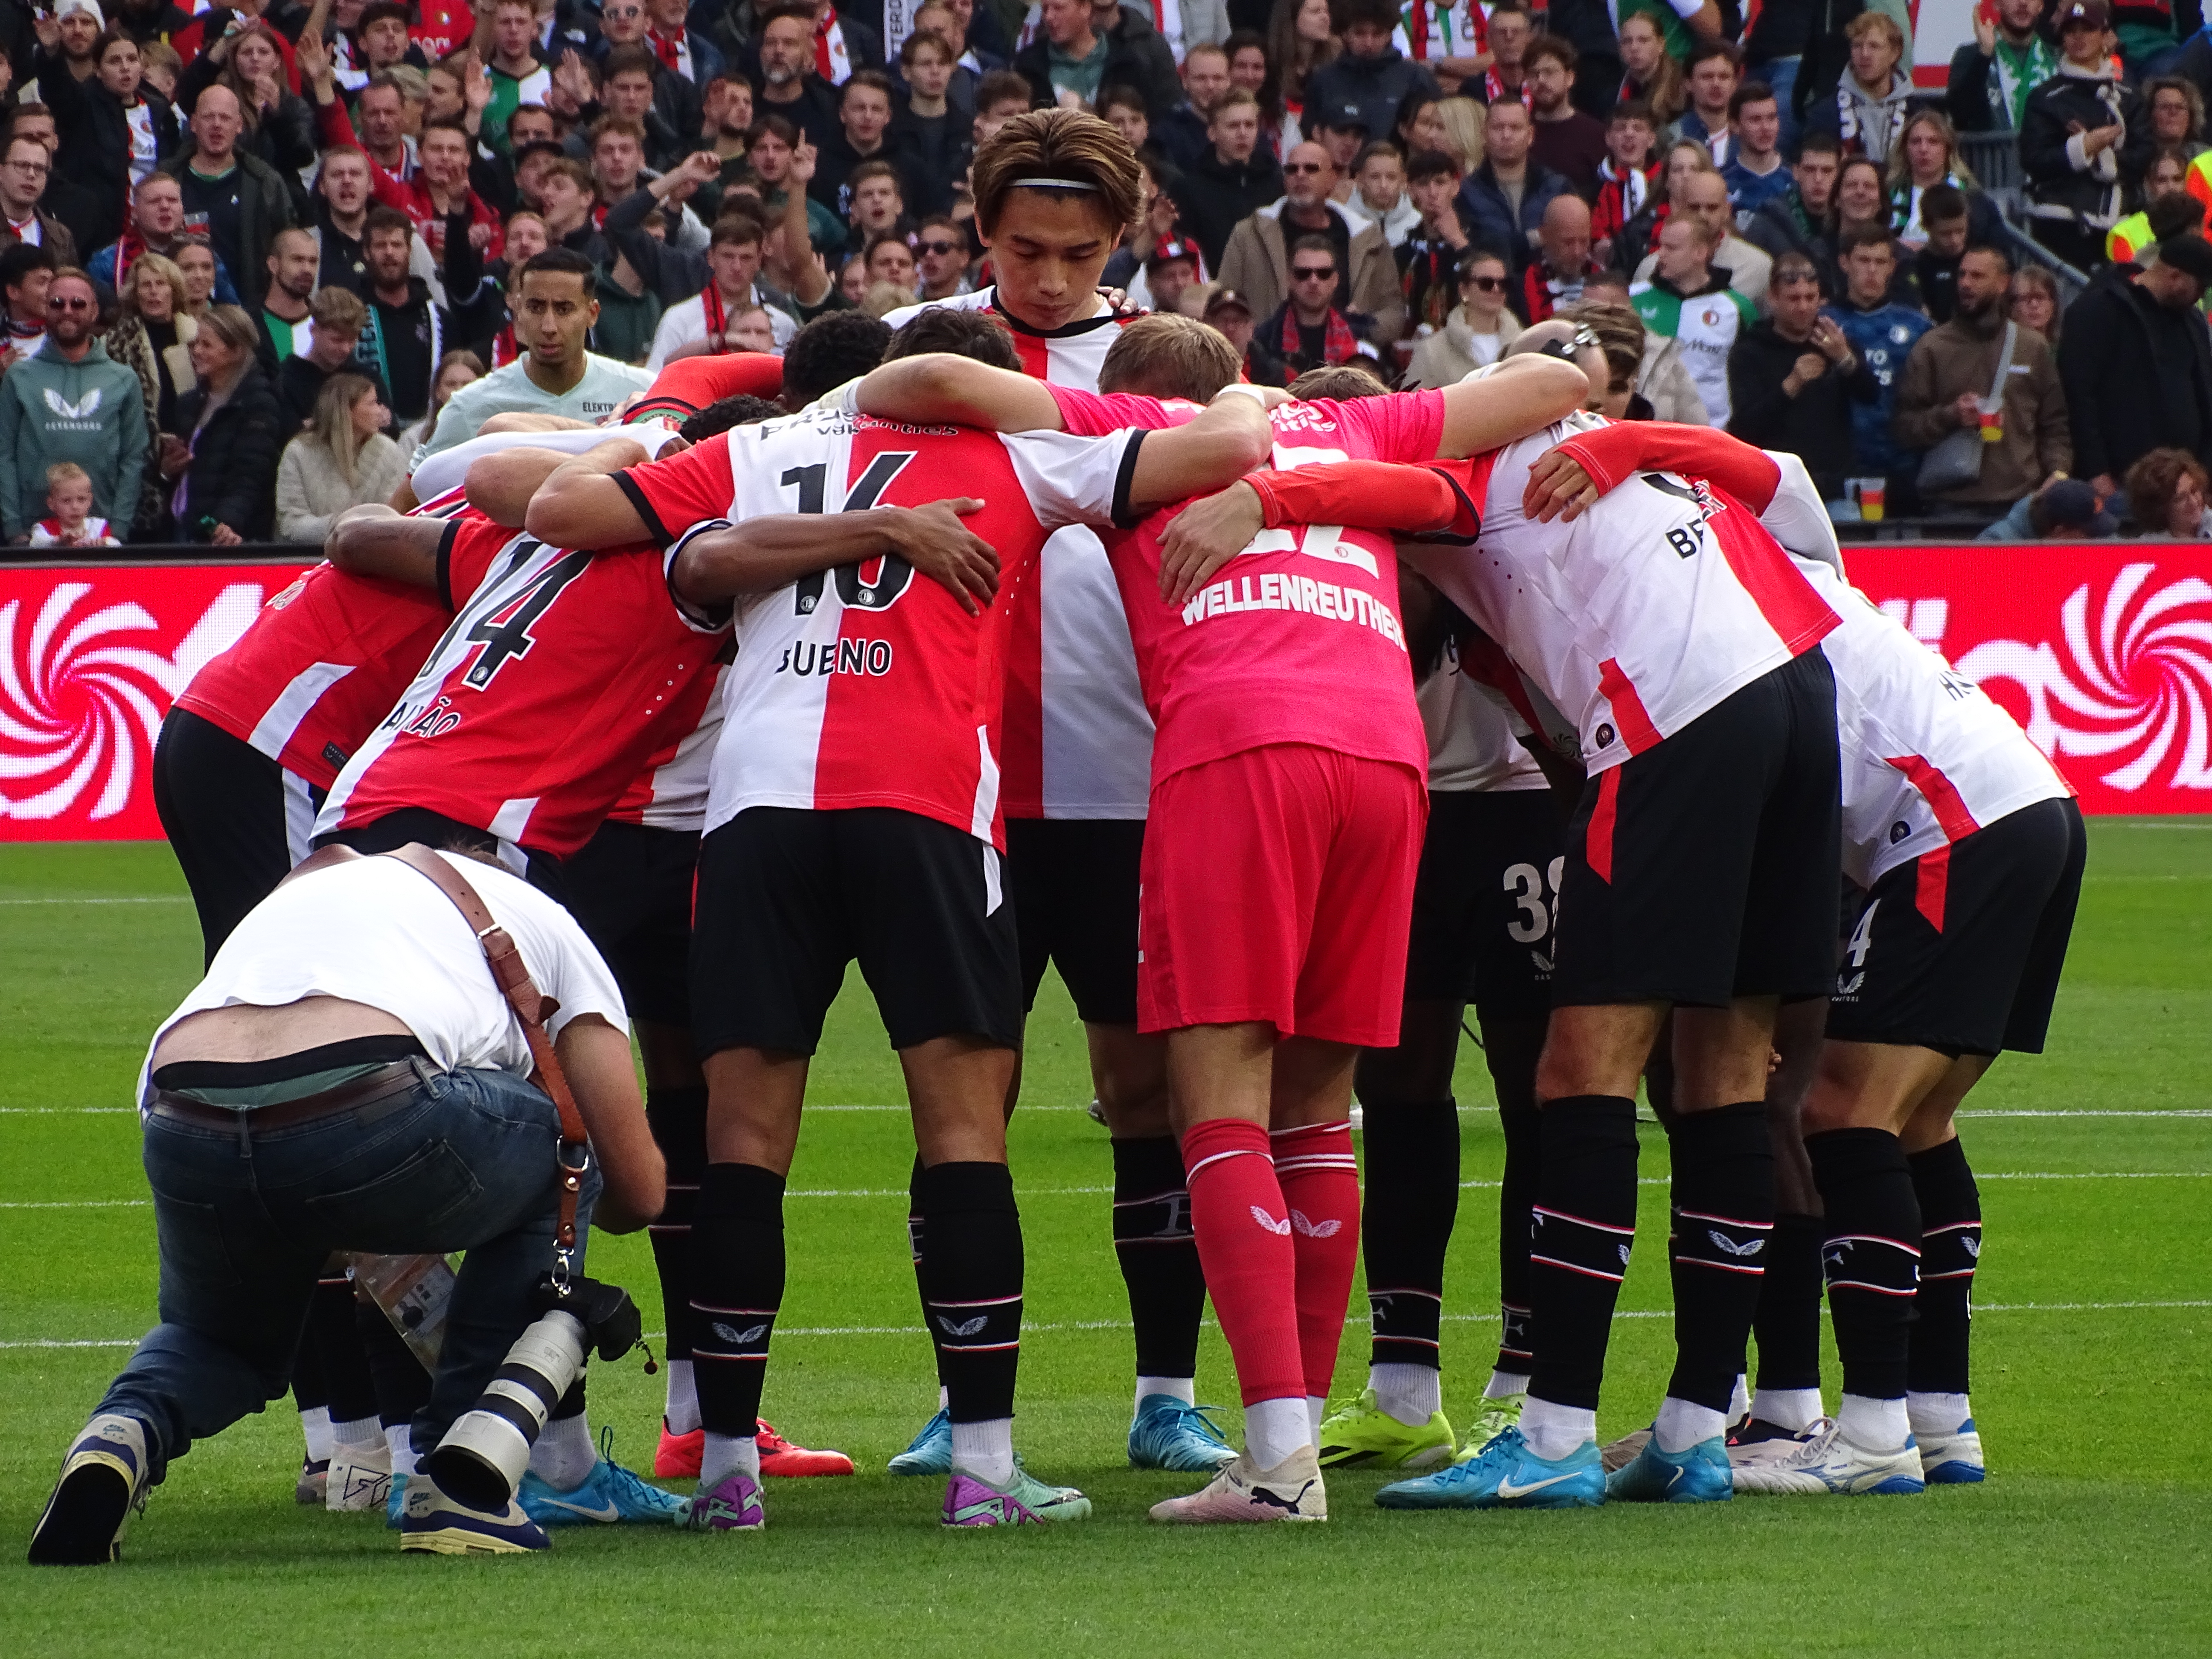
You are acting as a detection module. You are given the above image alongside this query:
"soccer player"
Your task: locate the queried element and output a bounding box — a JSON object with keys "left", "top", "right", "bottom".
{"left": 882, "top": 108, "right": 1239, "bottom": 1476}
{"left": 1159, "top": 322, "right": 1847, "bottom": 1509}
{"left": 1521, "top": 420, "right": 2082, "bottom": 1493}
{"left": 849, "top": 316, "right": 1594, "bottom": 1522}
{"left": 519, "top": 335, "right": 1277, "bottom": 1530}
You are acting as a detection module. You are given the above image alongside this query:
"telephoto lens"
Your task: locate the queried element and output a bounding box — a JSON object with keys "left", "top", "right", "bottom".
{"left": 425, "top": 1310, "right": 588, "bottom": 1511}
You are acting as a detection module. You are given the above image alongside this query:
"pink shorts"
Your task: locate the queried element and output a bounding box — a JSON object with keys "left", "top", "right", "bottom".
{"left": 1138, "top": 744, "right": 1426, "bottom": 1046}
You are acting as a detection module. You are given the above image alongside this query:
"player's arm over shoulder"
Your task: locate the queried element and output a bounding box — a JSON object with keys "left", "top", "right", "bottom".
{"left": 326, "top": 504, "right": 450, "bottom": 591}
{"left": 853, "top": 353, "right": 1067, "bottom": 431}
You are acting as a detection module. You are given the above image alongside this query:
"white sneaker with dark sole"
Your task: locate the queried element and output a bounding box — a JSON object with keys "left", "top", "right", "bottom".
{"left": 327, "top": 1442, "right": 393, "bottom": 1511}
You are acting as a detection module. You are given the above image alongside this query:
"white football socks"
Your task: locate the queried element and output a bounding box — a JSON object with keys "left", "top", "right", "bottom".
{"left": 1652, "top": 1396, "right": 1726, "bottom": 1455}
{"left": 1370, "top": 1362, "right": 1441, "bottom": 1427}
{"left": 1838, "top": 1393, "right": 1911, "bottom": 1452}
{"left": 1728, "top": 1373, "right": 1752, "bottom": 1423}
{"left": 330, "top": 1414, "right": 381, "bottom": 1450}
{"left": 700, "top": 1431, "right": 760, "bottom": 1490}
{"left": 1244, "top": 1397, "right": 1312, "bottom": 1472}
{"left": 384, "top": 1424, "right": 419, "bottom": 1478}
{"left": 299, "top": 1406, "right": 333, "bottom": 1463}
{"left": 664, "top": 1359, "right": 701, "bottom": 1436}
{"left": 1517, "top": 1396, "right": 1595, "bottom": 1462}
{"left": 1752, "top": 1387, "right": 1826, "bottom": 1433}
{"left": 1135, "top": 1375, "right": 1195, "bottom": 1413}
{"left": 529, "top": 1412, "right": 599, "bottom": 1490}
{"left": 1485, "top": 1369, "right": 1531, "bottom": 1400}
{"left": 1908, "top": 1391, "right": 1971, "bottom": 1438}
{"left": 950, "top": 1418, "right": 1016, "bottom": 1486}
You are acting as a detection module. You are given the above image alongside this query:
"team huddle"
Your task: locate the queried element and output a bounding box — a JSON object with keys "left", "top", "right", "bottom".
{"left": 30, "top": 108, "right": 2084, "bottom": 1560}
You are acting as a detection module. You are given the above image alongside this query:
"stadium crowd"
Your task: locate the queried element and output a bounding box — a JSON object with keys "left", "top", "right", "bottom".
{"left": 0, "top": 0, "right": 2203, "bottom": 550}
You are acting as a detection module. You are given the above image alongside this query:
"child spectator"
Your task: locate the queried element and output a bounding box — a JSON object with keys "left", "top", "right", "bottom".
{"left": 27, "top": 461, "right": 119, "bottom": 547}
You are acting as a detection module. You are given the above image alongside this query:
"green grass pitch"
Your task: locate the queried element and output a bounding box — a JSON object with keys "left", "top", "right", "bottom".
{"left": 1, "top": 821, "right": 2207, "bottom": 1657}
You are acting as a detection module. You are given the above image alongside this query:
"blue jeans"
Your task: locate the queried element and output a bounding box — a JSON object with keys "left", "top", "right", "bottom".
{"left": 101, "top": 1064, "right": 599, "bottom": 1483}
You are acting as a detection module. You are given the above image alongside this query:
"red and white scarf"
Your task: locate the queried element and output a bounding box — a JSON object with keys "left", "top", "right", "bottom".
{"left": 1484, "top": 66, "right": 1532, "bottom": 109}
{"left": 1281, "top": 303, "right": 1359, "bottom": 365}
{"left": 815, "top": 9, "right": 854, "bottom": 85}
{"left": 650, "top": 24, "right": 689, "bottom": 79}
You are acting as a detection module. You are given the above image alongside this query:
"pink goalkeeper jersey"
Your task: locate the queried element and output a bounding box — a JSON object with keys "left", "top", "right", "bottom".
{"left": 1050, "top": 385, "right": 1439, "bottom": 787}
{"left": 883, "top": 286, "right": 1153, "bottom": 819}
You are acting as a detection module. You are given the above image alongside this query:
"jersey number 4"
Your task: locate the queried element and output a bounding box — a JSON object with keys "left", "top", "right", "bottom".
{"left": 783, "top": 452, "right": 920, "bottom": 614}
{"left": 461, "top": 548, "right": 593, "bottom": 689}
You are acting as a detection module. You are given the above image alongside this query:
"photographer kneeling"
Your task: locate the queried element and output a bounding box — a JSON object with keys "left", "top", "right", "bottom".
{"left": 28, "top": 846, "right": 665, "bottom": 1564}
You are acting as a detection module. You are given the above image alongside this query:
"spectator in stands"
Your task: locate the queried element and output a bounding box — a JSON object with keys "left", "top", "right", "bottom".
{"left": 1173, "top": 87, "right": 1282, "bottom": 271}
{"left": 1516, "top": 193, "right": 1604, "bottom": 323}
{"left": 1220, "top": 139, "right": 1403, "bottom": 346}
{"left": 184, "top": 21, "right": 320, "bottom": 184}
{"left": 275, "top": 287, "right": 379, "bottom": 433}
{"left": 378, "top": 116, "right": 505, "bottom": 279}
{"left": 1723, "top": 81, "right": 1792, "bottom": 218}
{"left": 1017, "top": 0, "right": 1122, "bottom": 112}
{"left": 1303, "top": 0, "right": 1441, "bottom": 152}
{"left": 105, "top": 252, "right": 193, "bottom": 524}
{"left": 168, "top": 84, "right": 295, "bottom": 313}
{"left": 1744, "top": 130, "right": 1839, "bottom": 264}
{"left": 0, "top": 242, "right": 58, "bottom": 368}
{"left": 1398, "top": 146, "right": 1468, "bottom": 338}
{"left": 275, "top": 372, "right": 404, "bottom": 541}
{"left": 753, "top": 3, "right": 841, "bottom": 148}
{"left": 862, "top": 231, "right": 917, "bottom": 297}
{"left": 2122, "top": 446, "right": 2212, "bottom": 537}
{"left": 596, "top": 0, "right": 704, "bottom": 143}
{"left": 9, "top": 100, "right": 106, "bottom": 259}
{"left": 1248, "top": 232, "right": 1376, "bottom": 383}
{"left": 1592, "top": 100, "right": 1660, "bottom": 268}
{"left": 1342, "top": 141, "right": 1417, "bottom": 245}
{"left": 749, "top": 119, "right": 846, "bottom": 262}
{"left": 2022, "top": 0, "right": 2151, "bottom": 272}
{"left": 813, "top": 71, "right": 910, "bottom": 221}
{"left": 1615, "top": 11, "right": 1686, "bottom": 130}
{"left": 1472, "top": 0, "right": 1534, "bottom": 107}
{"left": 1097, "top": 81, "right": 1153, "bottom": 158}
{"left": 1807, "top": 11, "right": 1912, "bottom": 166}
{"left": 2006, "top": 263, "right": 2064, "bottom": 346}
{"left": 1082, "top": 0, "right": 1179, "bottom": 118}
{"left": 1676, "top": 42, "right": 1741, "bottom": 165}
{"left": 892, "top": 28, "right": 966, "bottom": 218}
{"left": 0, "top": 265, "right": 149, "bottom": 543}
{"left": 1727, "top": 249, "right": 1875, "bottom": 500}
{"left": 1527, "top": 37, "right": 1608, "bottom": 197}
{"left": 2105, "top": 149, "right": 2198, "bottom": 262}
{"left": 2058, "top": 231, "right": 2212, "bottom": 493}
{"left": 88, "top": 172, "right": 240, "bottom": 302}
{"left": 396, "top": 348, "right": 485, "bottom": 454}
{"left": 1633, "top": 212, "right": 1754, "bottom": 426}
{"left": 646, "top": 0, "right": 723, "bottom": 91}
{"left": 1457, "top": 99, "right": 1570, "bottom": 278}
{"left": 1269, "top": 0, "right": 1339, "bottom": 152}
{"left": 1138, "top": 237, "right": 1196, "bottom": 315}
{"left": 0, "top": 133, "right": 78, "bottom": 266}
{"left": 1912, "top": 184, "right": 1971, "bottom": 323}
{"left": 174, "top": 238, "right": 219, "bottom": 321}
{"left": 915, "top": 215, "right": 974, "bottom": 300}
{"left": 1947, "top": 0, "right": 2057, "bottom": 135}
{"left": 1825, "top": 222, "right": 1932, "bottom": 496}
{"left": 1633, "top": 160, "right": 1772, "bottom": 308}
{"left": 356, "top": 209, "right": 451, "bottom": 428}
{"left": 1976, "top": 474, "right": 2116, "bottom": 540}
{"left": 1894, "top": 243, "right": 2071, "bottom": 519}
{"left": 1199, "top": 282, "right": 1257, "bottom": 371}
{"left": 2143, "top": 77, "right": 2207, "bottom": 160}
{"left": 155, "top": 303, "right": 282, "bottom": 543}
{"left": 1406, "top": 246, "right": 1519, "bottom": 387}
{"left": 39, "top": 26, "right": 178, "bottom": 255}
{"left": 1151, "top": 42, "right": 1230, "bottom": 172}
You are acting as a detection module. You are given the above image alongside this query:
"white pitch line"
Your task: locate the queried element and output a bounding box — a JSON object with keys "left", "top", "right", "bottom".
{"left": 1956, "top": 1109, "right": 2212, "bottom": 1118}
{"left": 0, "top": 896, "right": 190, "bottom": 905}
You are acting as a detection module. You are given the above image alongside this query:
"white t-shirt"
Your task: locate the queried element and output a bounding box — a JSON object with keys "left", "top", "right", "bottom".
{"left": 1421, "top": 636, "right": 1548, "bottom": 794}
{"left": 644, "top": 289, "right": 797, "bottom": 372}
{"left": 407, "top": 420, "right": 685, "bottom": 505}
{"left": 141, "top": 851, "right": 626, "bottom": 1106}
{"left": 412, "top": 354, "right": 656, "bottom": 470}
{"left": 125, "top": 103, "right": 159, "bottom": 185}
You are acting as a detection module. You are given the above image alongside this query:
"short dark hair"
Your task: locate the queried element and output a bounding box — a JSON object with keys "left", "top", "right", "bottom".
{"left": 781, "top": 308, "right": 891, "bottom": 405}
{"left": 520, "top": 246, "right": 599, "bottom": 285}
{"left": 977, "top": 68, "right": 1034, "bottom": 113}
{"left": 848, "top": 157, "right": 903, "bottom": 194}
{"left": 1841, "top": 221, "right": 1898, "bottom": 256}
{"left": 886, "top": 306, "right": 1021, "bottom": 370}
{"left": 1728, "top": 80, "right": 1775, "bottom": 121}
{"left": 1961, "top": 242, "right": 2014, "bottom": 275}
{"left": 1797, "top": 131, "right": 1843, "bottom": 159}
{"left": 863, "top": 229, "right": 913, "bottom": 264}
{"left": 1686, "top": 40, "right": 1742, "bottom": 73}
{"left": 1609, "top": 98, "right": 1655, "bottom": 128}
{"left": 1351, "top": 139, "right": 1403, "bottom": 172}
{"left": 843, "top": 68, "right": 896, "bottom": 106}
{"left": 0, "top": 241, "right": 57, "bottom": 292}
{"left": 363, "top": 203, "right": 413, "bottom": 240}
{"left": 2148, "top": 190, "right": 2209, "bottom": 241}
{"left": 1098, "top": 83, "right": 1147, "bottom": 119}
{"left": 602, "top": 42, "right": 659, "bottom": 79}
{"left": 1406, "top": 146, "right": 1460, "bottom": 183}
{"left": 1771, "top": 251, "right": 1820, "bottom": 287}
{"left": 1523, "top": 35, "right": 1577, "bottom": 75}
{"left": 1286, "top": 361, "right": 1388, "bottom": 398}
{"left": 1287, "top": 232, "right": 1336, "bottom": 269}
{"left": 748, "top": 113, "right": 800, "bottom": 149}
{"left": 680, "top": 393, "right": 783, "bottom": 441}
{"left": 1339, "top": 0, "right": 1397, "bottom": 32}
{"left": 1922, "top": 183, "right": 1970, "bottom": 225}
{"left": 710, "top": 214, "right": 764, "bottom": 249}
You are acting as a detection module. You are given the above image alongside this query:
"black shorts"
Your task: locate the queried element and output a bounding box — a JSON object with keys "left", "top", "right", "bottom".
{"left": 315, "top": 806, "right": 569, "bottom": 904}
{"left": 1552, "top": 648, "right": 1842, "bottom": 1008}
{"left": 1004, "top": 816, "right": 1143, "bottom": 1024}
{"left": 561, "top": 820, "right": 700, "bottom": 1028}
{"left": 691, "top": 806, "right": 1023, "bottom": 1058}
{"left": 152, "top": 707, "right": 326, "bottom": 967}
{"left": 1404, "top": 787, "right": 1563, "bottom": 1015}
{"left": 1826, "top": 796, "right": 2085, "bottom": 1056}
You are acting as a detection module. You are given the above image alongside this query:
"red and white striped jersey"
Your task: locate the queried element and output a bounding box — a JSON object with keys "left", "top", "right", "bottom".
{"left": 1404, "top": 411, "right": 1839, "bottom": 773}
{"left": 172, "top": 489, "right": 472, "bottom": 790}
{"left": 600, "top": 665, "right": 727, "bottom": 833}
{"left": 614, "top": 406, "right": 1142, "bottom": 847}
{"left": 1423, "top": 638, "right": 1548, "bottom": 795}
{"left": 1802, "top": 559, "right": 2071, "bottom": 887}
{"left": 313, "top": 512, "right": 729, "bottom": 859}
{"left": 882, "top": 287, "right": 1154, "bottom": 820}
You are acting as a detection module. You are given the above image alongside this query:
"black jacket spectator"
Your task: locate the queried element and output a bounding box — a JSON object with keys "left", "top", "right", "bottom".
{"left": 1457, "top": 160, "right": 1573, "bottom": 276}
{"left": 2058, "top": 255, "right": 2212, "bottom": 483}
{"left": 160, "top": 140, "right": 296, "bottom": 312}
{"left": 1304, "top": 47, "right": 1441, "bottom": 153}
{"left": 1914, "top": 242, "right": 1963, "bottom": 323}
{"left": 1174, "top": 148, "right": 1284, "bottom": 274}
{"left": 1727, "top": 314, "right": 1880, "bottom": 498}
{"left": 2021, "top": 65, "right": 2152, "bottom": 269}
{"left": 891, "top": 107, "right": 968, "bottom": 220}
{"left": 173, "top": 362, "right": 284, "bottom": 540}
{"left": 35, "top": 46, "right": 180, "bottom": 254}
{"left": 1016, "top": 7, "right": 1178, "bottom": 120}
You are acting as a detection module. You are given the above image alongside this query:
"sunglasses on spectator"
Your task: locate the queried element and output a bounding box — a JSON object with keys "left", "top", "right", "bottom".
{"left": 1464, "top": 274, "right": 1507, "bottom": 292}
{"left": 1284, "top": 161, "right": 1327, "bottom": 175}
{"left": 920, "top": 239, "right": 961, "bottom": 256}
{"left": 47, "top": 294, "right": 91, "bottom": 311}
{"left": 1292, "top": 266, "right": 1336, "bottom": 282}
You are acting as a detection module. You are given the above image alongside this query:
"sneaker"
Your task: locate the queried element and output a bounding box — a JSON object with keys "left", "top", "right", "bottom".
{"left": 688, "top": 1470, "right": 765, "bottom": 1531}
{"left": 1316, "top": 1388, "right": 1455, "bottom": 1470}
{"left": 655, "top": 1420, "right": 704, "bottom": 1479}
{"left": 1128, "top": 1394, "right": 1238, "bottom": 1472}
{"left": 1919, "top": 1419, "right": 1985, "bottom": 1484}
{"left": 1455, "top": 1393, "right": 1524, "bottom": 1460}
{"left": 757, "top": 1419, "right": 855, "bottom": 1477}
{"left": 1599, "top": 1426, "right": 1651, "bottom": 1474}
{"left": 295, "top": 1456, "right": 329, "bottom": 1506}
{"left": 28, "top": 1414, "right": 152, "bottom": 1565}
{"left": 398, "top": 1473, "right": 550, "bottom": 1555}
{"left": 327, "top": 1441, "right": 393, "bottom": 1511}
{"left": 1149, "top": 1447, "right": 1327, "bottom": 1524}
{"left": 943, "top": 1465, "right": 1093, "bottom": 1527}
{"left": 1607, "top": 1434, "right": 1734, "bottom": 1503}
{"left": 1086, "top": 1096, "right": 1107, "bottom": 1125}
{"left": 1727, "top": 1417, "right": 1832, "bottom": 1469}
{"left": 385, "top": 1472, "right": 408, "bottom": 1529}
{"left": 1375, "top": 1426, "right": 1603, "bottom": 1511}
{"left": 1732, "top": 1420, "right": 1926, "bottom": 1496}
{"left": 887, "top": 1407, "right": 952, "bottom": 1477}
{"left": 518, "top": 1458, "right": 691, "bottom": 1527}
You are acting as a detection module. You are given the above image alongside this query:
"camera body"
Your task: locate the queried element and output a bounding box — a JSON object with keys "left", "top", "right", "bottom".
{"left": 422, "top": 1274, "right": 643, "bottom": 1511}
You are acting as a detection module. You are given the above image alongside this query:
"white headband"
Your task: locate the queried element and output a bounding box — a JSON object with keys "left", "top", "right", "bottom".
{"left": 1010, "top": 178, "right": 1100, "bottom": 191}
